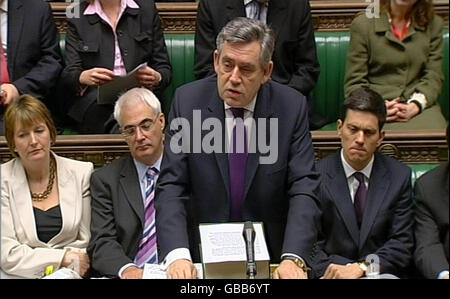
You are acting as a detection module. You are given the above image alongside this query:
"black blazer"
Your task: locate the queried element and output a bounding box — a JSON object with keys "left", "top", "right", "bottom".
{"left": 311, "top": 152, "right": 414, "bottom": 278}
{"left": 414, "top": 162, "right": 449, "bottom": 279}
{"left": 194, "top": 0, "right": 320, "bottom": 96}
{"left": 6, "top": 0, "right": 63, "bottom": 99}
{"left": 61, "top": 0, "right": 171, "bottom": 122}
{"left": 155, "top": 76, "right": 321, "bottom": 263}
{"left": 88, "top": 156, "right": 146, "bottom": 277}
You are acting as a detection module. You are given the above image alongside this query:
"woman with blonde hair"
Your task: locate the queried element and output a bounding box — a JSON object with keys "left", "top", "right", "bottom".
{"left": 1, "top": 95, "right": 93, "bottom": 279}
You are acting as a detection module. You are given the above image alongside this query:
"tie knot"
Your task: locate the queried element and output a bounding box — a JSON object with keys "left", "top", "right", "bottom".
{"left": 353, "top": 172, "right": 365, "bottom": 184}
{"left": 230, "top": 108, "right": 245, "bottom": 119}
{"left": 146, "top": 167, "right": 159, "bottom": 179}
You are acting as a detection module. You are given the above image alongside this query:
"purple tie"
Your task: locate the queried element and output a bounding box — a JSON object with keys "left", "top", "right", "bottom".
{"left": 354, "top": 172, "right": 367, "bottom": 227}
{"left": 135, "top": 167, "right": 159, "bottom": 267}
{"left": 229, "top": 108, "right": 247, "bottom": 221}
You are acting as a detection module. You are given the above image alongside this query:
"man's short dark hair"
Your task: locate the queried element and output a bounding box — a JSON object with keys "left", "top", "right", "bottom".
{"left": 341, "top": 87, "right": 387, "bottom": 131}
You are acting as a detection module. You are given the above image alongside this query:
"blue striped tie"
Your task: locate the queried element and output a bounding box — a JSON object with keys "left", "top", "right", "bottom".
{"left": 135, "top": 167, "right": 159, "bottom": 267}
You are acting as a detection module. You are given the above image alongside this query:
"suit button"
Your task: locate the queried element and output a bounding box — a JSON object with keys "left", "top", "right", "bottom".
{"left": 83, "top": 45, "right": 89, "bottom": 51}
{"left": 123, "top": 49, "right": 128, "bottom": 56}
{"left": 117, "top": 30, "right": 123, "bottom": 36}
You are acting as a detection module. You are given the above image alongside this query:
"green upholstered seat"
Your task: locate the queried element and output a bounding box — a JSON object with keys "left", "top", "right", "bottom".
{"left": 58, "top": 30, "right": 449, "bottom": 131}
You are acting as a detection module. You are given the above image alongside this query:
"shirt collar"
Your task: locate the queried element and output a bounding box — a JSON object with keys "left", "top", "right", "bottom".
{"left": 84, "top": 0, "right": 139, "bottom": 16}
{"left": 223, "top": 95, "right": 257, "bottom": 114}
{"left": 133, "top": 154, "right": 162, "bottom": 182}
{"left": 0, "top": 0, "right": 7, "bottom": 12}
{"left": 244, "top": 0, "right": 269, "bottom": 6}
{"left": 340, "top": 149, "right": 374, "bottom": 181}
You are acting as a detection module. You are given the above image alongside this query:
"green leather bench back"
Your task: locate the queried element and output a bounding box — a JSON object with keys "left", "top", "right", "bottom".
{"left": 312, "top": 32, "right": 350, "bottom": 124}
{"left": 59, "top": 29, "right": 449, "bottom": 126}
{"left": 163, "top": 34, "right": 196, "bottom": 115}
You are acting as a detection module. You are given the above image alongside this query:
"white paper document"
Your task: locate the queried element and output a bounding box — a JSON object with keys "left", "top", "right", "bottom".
{"left": 199, "top": 223, "right": 270, "bottom": 263}
{"left": 97, "top": 62, "right": 147, "bottom": 105}
{"left": 143, "top": 263, "right": 204, "bottom": 279}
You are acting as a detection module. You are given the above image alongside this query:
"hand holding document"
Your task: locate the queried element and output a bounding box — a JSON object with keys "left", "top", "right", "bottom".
{"left": 97, "top": 62, "right": 148, "bottom": 105}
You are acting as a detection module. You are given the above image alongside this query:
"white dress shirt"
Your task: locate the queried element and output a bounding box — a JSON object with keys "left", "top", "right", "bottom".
{"left": 340, "top": 149, "right": 374, "bottom": 203}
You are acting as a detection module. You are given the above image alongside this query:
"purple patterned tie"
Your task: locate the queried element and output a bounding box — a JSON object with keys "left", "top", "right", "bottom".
{"left": 353, "top": 172, "right": 367, "bottom": 227}
{"left": 229, "top": 108, "right": 248, "bottom": 221}
{"left": 135, "top": 167, "right": 159, "bottom": 267}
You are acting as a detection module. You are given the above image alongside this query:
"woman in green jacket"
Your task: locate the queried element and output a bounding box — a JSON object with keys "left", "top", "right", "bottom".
{"left": 345, "top": 0, "right": 446, "bottom": 130}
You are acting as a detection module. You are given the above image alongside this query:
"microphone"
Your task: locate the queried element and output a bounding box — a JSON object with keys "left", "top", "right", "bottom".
{"left": 242, "top": 221, "right": 257, "bottom": 279}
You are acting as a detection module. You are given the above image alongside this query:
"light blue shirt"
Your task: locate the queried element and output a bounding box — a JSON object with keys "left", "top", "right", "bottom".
{"left": 244, "top": 0, "right": 268, "bottom": 24}
{"left": 133, "top": 157, "right": 162, "bottom": 204}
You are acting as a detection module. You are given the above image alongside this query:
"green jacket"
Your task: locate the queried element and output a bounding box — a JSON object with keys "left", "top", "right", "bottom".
{"left": 345, "top": 12, "right": 444, "bottom": 108}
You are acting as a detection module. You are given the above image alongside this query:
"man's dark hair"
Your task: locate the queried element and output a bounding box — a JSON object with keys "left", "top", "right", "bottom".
{"left": 341, "top": 87, "right": 387, "bottom": 131}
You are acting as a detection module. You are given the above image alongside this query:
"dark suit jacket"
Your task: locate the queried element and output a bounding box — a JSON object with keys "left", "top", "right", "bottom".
{"left": 6, "top": 0, "right": 63, "bottom": 100}
{"left": 61, "top": 0, "right": 171, "bottom": 122}
{"left": 88, "top": 155, "right": 146, "bottom": 277}
{"left": 311, "top": 152, "right": 414, "bottom": 278}
{"left": 194, "top": 0, "right": 319, "bottom": 96}
{"left": 155, "top": 76, "right": 321, "bottom": 263}
{"left": 414, "top": 162, "right": 449, "bottom": 279}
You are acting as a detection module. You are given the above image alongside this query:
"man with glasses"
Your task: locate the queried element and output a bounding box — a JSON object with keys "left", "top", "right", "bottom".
{"left": 88, "top": 87, "right": 165, "bottom": 279}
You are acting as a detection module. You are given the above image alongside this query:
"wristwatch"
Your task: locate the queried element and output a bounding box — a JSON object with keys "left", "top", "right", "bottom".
{"left": 358, "top": 261, "right": 370, "bottom": 274}
{"left": 282, "top": 256, "right": 311, "bottom": 273}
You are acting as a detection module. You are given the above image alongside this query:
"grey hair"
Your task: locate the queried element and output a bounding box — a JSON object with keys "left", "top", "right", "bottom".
{"left": 114, "top": 87, "right": 162, "bottom": 126}
{"left": 216, "top": 17, "right": 275, "bottom": 69}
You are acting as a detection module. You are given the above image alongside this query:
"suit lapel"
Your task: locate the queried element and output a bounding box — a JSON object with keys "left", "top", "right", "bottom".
{"left": 207, "top": 92, "right": 230, "bottom": 201}
{"left": 327, "top": 154, "right": 360, "bottom": 246}
{"left": 48, "top": 155, "right": 75, "bottom": 246}
{"left": 7, "top": 0, "right": 24, "bottom": 77}
{"left": 243, "top": 83, "right": 273, "bottom": 199}
{"left": 10, "top": 159, "right": 42, "bottom": 246}
{"left": 226, "top": 0, "right": 246, "bottom": 22}
{"left": 119, "top": 157, "right": 145, "bottom": 227}
{"left": 359, "top": 155, "right": 390, "bottom": 248}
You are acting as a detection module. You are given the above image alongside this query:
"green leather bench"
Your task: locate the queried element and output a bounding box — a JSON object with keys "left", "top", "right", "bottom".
{"left": 59, "top": 30, "right": 449, "bottom": 130}
{"left": 161, "top": 31, "right": 449, "bottom": 129}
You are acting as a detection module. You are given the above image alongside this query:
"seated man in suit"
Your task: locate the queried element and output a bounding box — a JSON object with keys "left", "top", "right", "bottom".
{"left": 311, "top": 87, "right": 414, "bottom": 279}
{"left": 0, "top": 0, "right": 63, "bottom": 135}
{"left": 414, "top": 125, "right": 449, "bottom": 279}
{"left": 156, "top": 17, "right": 321, "bottom": 279}
{"left": 194, "top": 0, "right": 325, "bottom": 129}
{"left": 88, "top": 87, "right": 165, "bottom": 279}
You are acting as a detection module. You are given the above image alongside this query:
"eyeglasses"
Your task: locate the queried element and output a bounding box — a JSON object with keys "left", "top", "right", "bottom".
{"left": 121, "top": 116, "right": 159, "bottom": 138}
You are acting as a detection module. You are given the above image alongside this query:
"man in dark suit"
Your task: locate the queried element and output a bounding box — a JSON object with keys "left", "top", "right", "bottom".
{"left": 155, "top": 17, "right": 320, "bottom": 279}
{"left": 311, "top": 88, "right": 414, "bottom": 279}
{"left": 414, "top": 126, "right": 449, "bottom": 279}
{"left": 0, "top": 0, "right": 63, "bottom": 134}
{"left": 194, "top": 0, "right": 326, "bottom": 129}
{"left": 88, "top": 88, "right": 165, "bottom": 279}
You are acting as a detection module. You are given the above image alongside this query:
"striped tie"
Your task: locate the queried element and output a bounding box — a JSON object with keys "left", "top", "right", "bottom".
{"left": 135, "top": 167, "right": 159, "bottom": 267}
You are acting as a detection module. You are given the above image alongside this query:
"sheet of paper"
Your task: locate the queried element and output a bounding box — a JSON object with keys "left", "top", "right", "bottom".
{"left": 97, "top": 62, "right": 147, "bottom": 105}
{"left": 199, "top": 223, "right": 270, "bottom": 264}
{"left": 143, "top": 263, "right": 204, "bottom": 279}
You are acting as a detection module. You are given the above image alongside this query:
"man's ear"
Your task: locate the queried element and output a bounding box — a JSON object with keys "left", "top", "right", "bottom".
{"left": 213, "top": 50, "right": 220, "bottom": 74}
{"left": 261, "top": 61, "right": 274, "bottom": 84}
{"left": 376, "top": 130, "right": 385, "bottom": 147}
{"left": 337, "top": 119, "right": 343, "bottom": 137}
{"left": 159, "top": 113, "right": 166, "bottom": 132}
